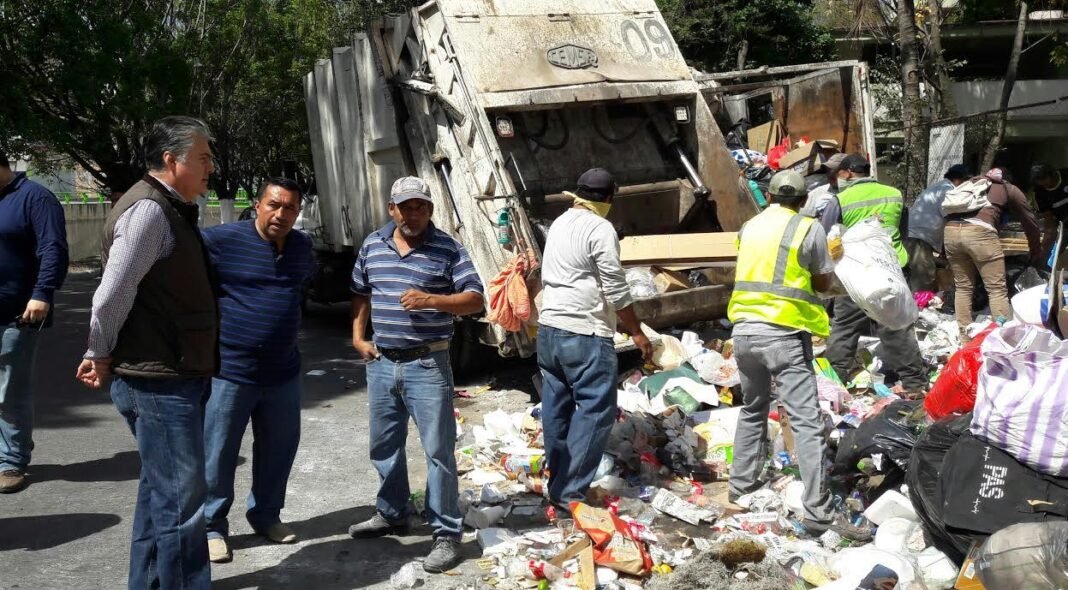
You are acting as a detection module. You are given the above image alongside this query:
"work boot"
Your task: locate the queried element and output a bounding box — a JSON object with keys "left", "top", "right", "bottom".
{"left": 348, "top": 513, "right": 410, "bottom": 538}
{"left": 208, "top": 537, "right": 232, "bottom": 563}
{"left": 0, "top": 470, "right": 27, "bottom": 494}
{"left": 804, "top": 514, "right": 874, "bottom": 542}
{"left": 423, "top": 536, "right": 462, "bottom": 573}
{"left": 262, "top": 522, "right": 298, "bottom": 544}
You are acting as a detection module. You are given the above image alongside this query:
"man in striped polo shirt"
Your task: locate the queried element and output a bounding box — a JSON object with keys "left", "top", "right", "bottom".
{"left": 348, "top": 176, "right": 484, "bottom": 573}
{"left": 200, "top": 178, "right": 315, "bottom": 563}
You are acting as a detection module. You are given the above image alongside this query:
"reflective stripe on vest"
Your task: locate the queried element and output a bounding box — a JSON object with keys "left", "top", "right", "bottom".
{"left": 840, "top": 195, "right": 903, "bottom": 214}
{"left": 728, "top": 206, "right": 830, "bottom": 336}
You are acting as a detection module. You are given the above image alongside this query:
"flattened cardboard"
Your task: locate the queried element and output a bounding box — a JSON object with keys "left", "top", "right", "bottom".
{"left": 620, "top": 233, "right": 738, "bottom": 267}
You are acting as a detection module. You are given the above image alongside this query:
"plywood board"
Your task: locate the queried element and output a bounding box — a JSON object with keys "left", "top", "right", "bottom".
{"left": 620, "top": 233, "right": 737, "bottom": 266}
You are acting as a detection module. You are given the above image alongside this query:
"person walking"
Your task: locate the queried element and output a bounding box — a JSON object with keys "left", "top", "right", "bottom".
{"left": 728, "top": 170, "right": 871, "bottom": 541}
{"left": 905, "top": 164, "right": 971, "bottom": 292}
{"left": 200, "top": 178, "right": 315, "bottom": 563}
{"left": 944, "top": 167, "right": 1042, "bottom": 333}
{"left": 347, "top": 176, "right": 484, "bottom": 573}
{"left": 536, "top": 168, "right": 653, "bottom": 510}
{"left": 75, "top": 116, "right": 217, "bottom": 590}
{"left": 821, "top": 154, "right": 927, "bottom": 395}
{"left": 0, "top": 150, "right": 68, "bottom": 493}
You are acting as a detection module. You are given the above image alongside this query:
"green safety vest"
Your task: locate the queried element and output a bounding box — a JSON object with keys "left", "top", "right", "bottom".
{"left": 728, "top": 205, "right": 830, "bottom": 337}
{"left": 837, "top": 180, "right": 908, "bottom": 267}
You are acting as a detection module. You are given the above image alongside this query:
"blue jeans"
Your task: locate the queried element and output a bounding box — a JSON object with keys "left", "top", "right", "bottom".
{"left": 366, "top": 349, "right": 461, "bottom": 537}
{"left": 204, "top": 375, "right": 302, "bottom": 539}
{"left": 537, "top": 326, "right": 618, "bottom": 504}
{"left": 111, "top": 375, "right": 211, "bottom": 590}
{"left": 0, "top": 323, "right": 40, "bottom": 472}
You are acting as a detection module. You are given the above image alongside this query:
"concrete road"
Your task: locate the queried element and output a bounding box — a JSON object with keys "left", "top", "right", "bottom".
{"left": 0, "top": 273, "right": 536, "bottom": 589}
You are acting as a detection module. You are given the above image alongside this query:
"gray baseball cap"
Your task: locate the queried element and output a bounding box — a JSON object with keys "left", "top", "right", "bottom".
{"left": 390, "top": 176, "right": 433, "bottom": 204}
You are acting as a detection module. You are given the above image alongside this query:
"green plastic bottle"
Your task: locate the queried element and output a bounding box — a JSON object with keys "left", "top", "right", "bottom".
{"left": 497, "top": 209, "right": 511, "bottom": 245}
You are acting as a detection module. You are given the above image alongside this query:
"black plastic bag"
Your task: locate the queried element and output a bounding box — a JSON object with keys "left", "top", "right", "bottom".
{"left": 834, "top": 400, "right": 925, "bottom": 473}
{"left": 906, "top": 412, "right": 974, "bottom": 563}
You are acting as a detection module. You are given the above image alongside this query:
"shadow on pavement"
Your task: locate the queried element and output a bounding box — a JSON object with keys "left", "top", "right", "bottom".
{"left": 29, "top": 450, "right": 141, "bottom": 483}
{"left": 0, "top": 513, "right": 121, "bottom": 551}
{"left": 211, "top": 536, "right": 439, "bottom": 590}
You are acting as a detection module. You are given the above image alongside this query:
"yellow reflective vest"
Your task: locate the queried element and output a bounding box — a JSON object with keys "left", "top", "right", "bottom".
{"left": 728, "top": 205, "right": 830, "bottom": 337}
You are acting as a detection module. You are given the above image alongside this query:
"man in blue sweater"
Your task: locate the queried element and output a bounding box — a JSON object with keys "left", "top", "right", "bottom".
{"left": 0, "top": 151, "right": 68, "bottom": 493}
{"left": 200, "top": 178, "right": 315, "bottom": 562}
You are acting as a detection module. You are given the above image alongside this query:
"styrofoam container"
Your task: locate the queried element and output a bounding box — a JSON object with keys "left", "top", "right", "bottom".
{"left": 862, "top": 490, "right": 919, "bottom": 525}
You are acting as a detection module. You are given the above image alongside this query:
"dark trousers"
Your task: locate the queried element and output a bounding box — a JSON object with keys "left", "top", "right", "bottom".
{"left": 827, "top": 296, "right": 928, "bottom": 391}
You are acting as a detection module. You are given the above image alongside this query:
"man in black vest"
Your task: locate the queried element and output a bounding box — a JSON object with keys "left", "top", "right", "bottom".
{"left": 76, "top": 116, "right": 218, "bottom": 590}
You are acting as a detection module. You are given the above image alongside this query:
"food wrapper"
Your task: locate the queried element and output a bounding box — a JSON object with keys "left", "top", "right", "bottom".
{"left": 570, "top": 502, "right": 652, "bottom": 576}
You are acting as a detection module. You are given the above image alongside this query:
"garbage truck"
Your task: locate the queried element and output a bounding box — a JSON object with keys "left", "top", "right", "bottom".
{"left": 301, "top": 0, "right": 878, "bottom": 371}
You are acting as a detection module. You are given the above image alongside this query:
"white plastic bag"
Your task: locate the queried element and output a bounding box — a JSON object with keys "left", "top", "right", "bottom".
{"left": 690, "top": 350, "right": 726, "bottom": 383}
{"left": 835, "top": 219, "right": 918, "bottom": 330}
{"left": 971, "top": 324, "right": 1068, "bottom": 476}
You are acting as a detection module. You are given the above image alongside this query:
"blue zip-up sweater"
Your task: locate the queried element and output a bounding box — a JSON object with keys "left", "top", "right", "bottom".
{"left": 0, "top": 173, "right": 69, "bottom": 324}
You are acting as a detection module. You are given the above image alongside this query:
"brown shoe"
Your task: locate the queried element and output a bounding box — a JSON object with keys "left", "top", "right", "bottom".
{"left": 0, "top": 470, "right": 28, "bottom": 494}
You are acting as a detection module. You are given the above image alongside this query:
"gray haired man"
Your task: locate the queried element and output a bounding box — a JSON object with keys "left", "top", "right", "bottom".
{"left": 76, "top": 116, "right": 217, "bottom": 590}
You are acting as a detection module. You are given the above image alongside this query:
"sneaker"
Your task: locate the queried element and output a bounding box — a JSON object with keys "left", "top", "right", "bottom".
{"left": 423, "top": 536, "right": 461, "bottom": 573}
{"left": 262, "top": 522, "right": 297, "bottom": 544}
{"left": 0, "top": 470, "right": 27, "bottom": 494}
{"left": 208, "top": 537, "right": 232, "bottom": 563}
{"left": 804, "top": 514, "right": 873, "bottom": 542}
{"left": 348, "top": 513, "right": 410, "bottom": 538}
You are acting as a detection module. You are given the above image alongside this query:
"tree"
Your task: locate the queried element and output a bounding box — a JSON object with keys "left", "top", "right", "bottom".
{"left": 981, "top": 2, "right": 1028, "bottom": 171}
{"left": 659, "top": 0, "right": 835, "bottom": 73}
{"left": 0, "top": 1, "right": 194, "bottom": 192}
{"left": 896, "top": 0, "right": 928, "bottom": 200}
{"left": 0, "top": 0, "right": 407, "bottom": 196}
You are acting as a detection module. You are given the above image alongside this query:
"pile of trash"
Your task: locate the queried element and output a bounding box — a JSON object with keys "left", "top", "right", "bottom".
{"left": 430, "top": 228, "right": 1068, "bottom": 589}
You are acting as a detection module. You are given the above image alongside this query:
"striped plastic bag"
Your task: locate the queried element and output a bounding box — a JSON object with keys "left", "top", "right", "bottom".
{"left": 970, "top": 324, "right": 1068, "bottom": 477}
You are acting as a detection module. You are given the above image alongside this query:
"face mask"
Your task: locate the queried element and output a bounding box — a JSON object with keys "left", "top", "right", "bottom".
{"left": 838, "top": 177, "right": 860, "bottom": 190}
{"left": 573, "top": 195, "right": 612, "bottom": 218}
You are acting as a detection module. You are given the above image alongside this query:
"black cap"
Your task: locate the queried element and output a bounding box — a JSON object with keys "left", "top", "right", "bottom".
{"left": 576, "top": 168, "right": 616, "bottom": 201}
{"left": 839, "top": 154, "right": 871, "bottom": 174}
{"left": 944, "top": 164, "right": 971, "bottom": 181}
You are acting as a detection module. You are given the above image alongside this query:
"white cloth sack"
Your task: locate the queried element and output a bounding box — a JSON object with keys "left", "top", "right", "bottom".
{"left": 941, "top": 178, "right": 991, "bottom": 216}
{"left": 835, "top": 219, "right": 918, "bottom": 330}
{"left": 971, "top": 324, "right": 1068, "bottom": 477}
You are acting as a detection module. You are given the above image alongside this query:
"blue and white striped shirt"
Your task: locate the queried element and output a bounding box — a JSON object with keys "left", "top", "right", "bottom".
{"left": 351, "top": 221, "right": 483, "bottom": 349}
{"left": 202, "top": 220, "right": 315, "bottom": 385}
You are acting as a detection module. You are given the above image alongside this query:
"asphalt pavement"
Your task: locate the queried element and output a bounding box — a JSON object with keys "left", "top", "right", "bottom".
{"left": 0, "top": 273, "right": 535, "bottom": 589}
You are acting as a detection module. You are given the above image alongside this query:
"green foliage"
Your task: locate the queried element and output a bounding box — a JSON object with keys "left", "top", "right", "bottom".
{"left": 0, "top": 0, "right": 411, "bottom": 194}
{"left": 658, "top": 0, "right": 835, "bottom": 72}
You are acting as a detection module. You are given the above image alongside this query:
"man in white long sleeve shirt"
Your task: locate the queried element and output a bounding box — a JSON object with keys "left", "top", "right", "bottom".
{"left": 537, "top": 168, "right": 653, "bottom": 510}
{"left": 75, "top": 116, "right": 217, "bottom": 590}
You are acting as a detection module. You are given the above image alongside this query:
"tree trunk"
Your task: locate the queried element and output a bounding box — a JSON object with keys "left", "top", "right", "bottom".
{"left": 736, "top": 39, "right": 748, "bottom": 71}
{"left": 897, "top": 0, "right": 928, "bottom": 201}
{"left": 929, "top": 0, "right": 958, "bottom": 119}
{"left": 982, "top": 2, "right": 1028, "bottom": 171}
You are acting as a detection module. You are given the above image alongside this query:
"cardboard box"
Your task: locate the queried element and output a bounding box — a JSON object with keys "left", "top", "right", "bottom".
{"left": 954, "top": 542, "right": 987, "bottom": 590}
{"left": 620, "top": 233, "right": 737, "bottom": 267}
{"left": 747, "top": 120, "right": 784, "bottom": 153}
{"left": 651, "top": 266, "right": 691, "bottom": 293}
{"left": 778, "top": 139, "right": 840, "bottom": 175}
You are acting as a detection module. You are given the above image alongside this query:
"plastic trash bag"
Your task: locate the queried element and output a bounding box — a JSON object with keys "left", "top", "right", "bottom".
{"left": 971, "top": 324, "right": 1068, "bottom": 477}
{"left": 976, "top": 522, "right": 1068, "bottom": 588}
{"left": 1012, "top": 265, "right": 1048, "bottom": 294}
{"left": 834, "top": 399, "right": 924, "bottom": 473}
{"left": 906, "top": 413, "right": 975, "bottom": 563}
{"left": 835, "top": 218, "right": 918, "bottom": 330}
{"left": 625, "top": 267, "right": 658, "bottom": 299}
{"left": 923, "top": 323, "right": 996, "bottom": 420}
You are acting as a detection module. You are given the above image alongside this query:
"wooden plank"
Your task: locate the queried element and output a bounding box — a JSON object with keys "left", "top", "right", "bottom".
{"left": 620, "top": 233, "right": 737, "bottom": 267}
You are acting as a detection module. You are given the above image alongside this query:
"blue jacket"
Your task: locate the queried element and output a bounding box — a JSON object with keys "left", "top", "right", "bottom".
{"left": 0, "top": 173, "right": 69, "bottom": 325}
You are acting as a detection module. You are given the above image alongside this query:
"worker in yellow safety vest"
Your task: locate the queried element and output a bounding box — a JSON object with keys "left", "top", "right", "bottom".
{"left": 728, "top": 170, "right": 872, "bottom": 542}
{"left": 819, "top": 154, "right": 928, "bottom": 395}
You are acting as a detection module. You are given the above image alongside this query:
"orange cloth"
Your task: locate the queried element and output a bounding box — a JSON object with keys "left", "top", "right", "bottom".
{"left": 487, "top": 252, "right": 534, "bottom": 332}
